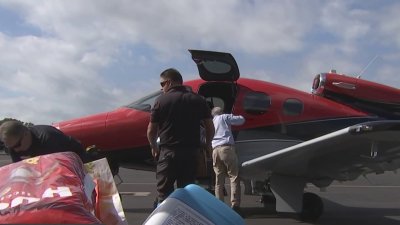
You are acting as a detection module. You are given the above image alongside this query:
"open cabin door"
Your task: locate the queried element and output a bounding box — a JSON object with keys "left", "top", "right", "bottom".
{"left": 189, "top": 49, "right": 240, "bottom": 114}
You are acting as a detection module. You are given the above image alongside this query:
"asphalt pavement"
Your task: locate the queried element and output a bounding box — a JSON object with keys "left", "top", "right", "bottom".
{"left": 116, "top": 168, "right": 400, "bottom": 225}
{"left": 0, "top": 153, "right": 400, "bottom": 225}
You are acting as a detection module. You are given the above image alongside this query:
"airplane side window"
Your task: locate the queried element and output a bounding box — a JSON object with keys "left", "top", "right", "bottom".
{"left": 283, "top": 98, "right": 303, "bottom": 116}
{"left": 243, "top": 92, "right": 271, "bottom": 115}
{"left": 203, "top": 60, "right": 231, "bottom": 74}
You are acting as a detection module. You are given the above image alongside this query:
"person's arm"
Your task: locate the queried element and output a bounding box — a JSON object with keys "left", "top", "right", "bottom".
{"left": 9, "top": 149, "right": 22, "bottom": 162}
{"left": 147, "top": 122, "right": 160, "bottom": 159}
{"left": 147, "top": 98, "right": 162, "bottom": 159}
{"left": 66, "top": 136, "right": 91, "bottom": 163}
{"left": 228, "top": 115, "right": 245, "bottom": 126}
{"left": 48, "top": 127, "right": 89, "bottom": 163}
{"left": 202, "top": 118, "right": 215, "bottom": 155}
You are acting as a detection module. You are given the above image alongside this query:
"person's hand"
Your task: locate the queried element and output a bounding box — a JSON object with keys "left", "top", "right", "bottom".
{"left": 151, "top": 146, "right": 160, "bottom": 159}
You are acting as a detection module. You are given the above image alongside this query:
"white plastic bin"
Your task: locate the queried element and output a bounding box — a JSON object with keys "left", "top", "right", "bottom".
{"left": 143, "top": 184, "right": 244, "bottom": 225}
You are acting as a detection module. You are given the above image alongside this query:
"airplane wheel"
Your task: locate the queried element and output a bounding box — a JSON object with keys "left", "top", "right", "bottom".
{"left": 300, "top": 192, "right": 323, "bottom": 221}
{"left": 261, "top": 193, "right": 276, "bottom": 212}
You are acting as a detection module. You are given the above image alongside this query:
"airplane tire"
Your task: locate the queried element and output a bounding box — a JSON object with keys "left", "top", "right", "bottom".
{"left": 261, "top": 193, "right": 276, "bottom": 206}
{"left": 300, "top": 192, "right": 323, "bottom": 221}
{"left": 261, "top": 193, "right": 276, "bottom": 212}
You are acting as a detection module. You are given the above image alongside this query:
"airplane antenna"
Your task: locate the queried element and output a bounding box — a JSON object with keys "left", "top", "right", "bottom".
{"left": 357, "top": 55, "right": 379, "bottom": 78}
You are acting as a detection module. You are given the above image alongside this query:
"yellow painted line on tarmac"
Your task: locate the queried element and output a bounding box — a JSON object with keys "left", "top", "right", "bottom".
{"left": 118, "top": 182, "right": 156, "bottom": 185}
{"left": 119, "top": 192, "right": 151, "bottom": 196}
{"left": 307, "top": 185, "right": 400, "bottom": 189}
{"left": 329, "top": 185, "right": 400, "bottom": 188}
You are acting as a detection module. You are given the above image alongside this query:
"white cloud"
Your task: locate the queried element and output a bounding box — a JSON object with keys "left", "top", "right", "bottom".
{"left": 2, "top": 0, "right": 321, "bottom": 55}
{"left": 0, "top": 33, "right": 127, "bottom": 124}
{"left": 0, "top": 0, "right": 400, "bottom": 124}
{"left": 320, "top": 1, "right": 372, "bottom": 43}
{"left": 378, "top": 3, "right": 400, "bottom": 48}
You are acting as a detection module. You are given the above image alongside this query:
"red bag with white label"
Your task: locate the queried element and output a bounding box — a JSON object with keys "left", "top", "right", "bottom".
{"left": 0, "top": 152, "right": 101, "bottom": 224}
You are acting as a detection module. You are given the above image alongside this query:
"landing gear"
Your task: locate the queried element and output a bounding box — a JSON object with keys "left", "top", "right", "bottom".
{"left": 260, "top": 192, "right": 277, "bottom": 212}
{"left": 300, "top": 192, "right": 323, "bottom": 221}
{"left": 254, "top": 175, "right": 324, "bottom": 221}
{"left": 260, "top": 192, "right": 323, "bottom": 221}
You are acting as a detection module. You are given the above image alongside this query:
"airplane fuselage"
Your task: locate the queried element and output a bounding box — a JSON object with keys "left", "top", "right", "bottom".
{"left": 54, "top": 77, "right": 384, "bottom": 171}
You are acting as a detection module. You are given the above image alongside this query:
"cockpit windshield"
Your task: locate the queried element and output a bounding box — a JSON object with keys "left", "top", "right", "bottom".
{"left": 125, "top": 90, "right": 162, "bottom": 111}
{"left": 124, "top": 86, "right": 194, "bottom": 112}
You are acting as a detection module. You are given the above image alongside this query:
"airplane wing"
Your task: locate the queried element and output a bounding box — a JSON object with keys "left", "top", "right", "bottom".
{"left": 241, "top": 120, "right": 400, "bottom": 186}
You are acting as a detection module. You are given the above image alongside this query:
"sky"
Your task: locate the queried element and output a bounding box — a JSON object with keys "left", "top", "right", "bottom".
{"left": 1, "top": 0, "right": 400, "bottom": 125}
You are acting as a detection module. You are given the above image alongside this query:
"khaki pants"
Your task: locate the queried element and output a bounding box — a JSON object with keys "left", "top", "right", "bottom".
{"left": 212, "top": 145, "right": 241, "bottom": 207}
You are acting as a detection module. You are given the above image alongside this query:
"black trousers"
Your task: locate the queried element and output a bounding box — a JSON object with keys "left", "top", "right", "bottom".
{"left": 156, "top": 147, "right": 198, "bottom": 202}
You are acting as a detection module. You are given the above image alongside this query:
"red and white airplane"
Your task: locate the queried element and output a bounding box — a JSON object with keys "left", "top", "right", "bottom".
{"left": 53, "top": 49, "right": 400, "bottom": 221}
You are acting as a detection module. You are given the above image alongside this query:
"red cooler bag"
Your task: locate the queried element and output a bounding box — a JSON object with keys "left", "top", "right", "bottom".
{"left": 0, "top": 152, "right": 101, "bottom": 224}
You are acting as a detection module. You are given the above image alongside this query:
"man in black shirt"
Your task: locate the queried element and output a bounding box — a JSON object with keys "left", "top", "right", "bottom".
{"left": 0, "top": 120, "right": 90, "bottom": 163}
{"left": 147, "top": 68, "right": 215, "bottom": 204}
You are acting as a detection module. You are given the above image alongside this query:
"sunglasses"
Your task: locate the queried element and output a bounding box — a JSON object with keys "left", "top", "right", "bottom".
{"left": 160, "top": 80, "right": 169, "bottom": 87}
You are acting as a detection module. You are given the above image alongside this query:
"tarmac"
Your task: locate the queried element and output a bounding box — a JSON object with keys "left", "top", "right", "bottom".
{"left": 0, "top": 153, "right": 400, "bottom": 225}
{"left": 116, "top": 168, "right": 400, "bottom": 225}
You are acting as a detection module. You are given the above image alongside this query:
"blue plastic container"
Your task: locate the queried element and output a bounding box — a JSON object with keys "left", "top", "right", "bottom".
{"left": 143, "top": 184, "right": 245, "bottom": 225}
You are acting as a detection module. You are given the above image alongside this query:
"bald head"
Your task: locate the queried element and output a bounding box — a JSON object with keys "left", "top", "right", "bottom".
{"left": 211, "top": 107, "right": 223, "bottom": 117}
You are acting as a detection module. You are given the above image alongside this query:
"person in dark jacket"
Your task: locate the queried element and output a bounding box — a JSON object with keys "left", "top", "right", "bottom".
{"left": 0, "top": 120, "right": 90, "bottom": 163}
{"left": 147, "top": 68, "right": 215, "bottom": 204}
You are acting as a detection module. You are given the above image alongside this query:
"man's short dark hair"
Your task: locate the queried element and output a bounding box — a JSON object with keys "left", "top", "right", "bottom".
{"left": 160, "top": 68, "right": 183, "bottom": 84}
{"left": 0, "top": 121, "right": 27, "bottom": 139}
